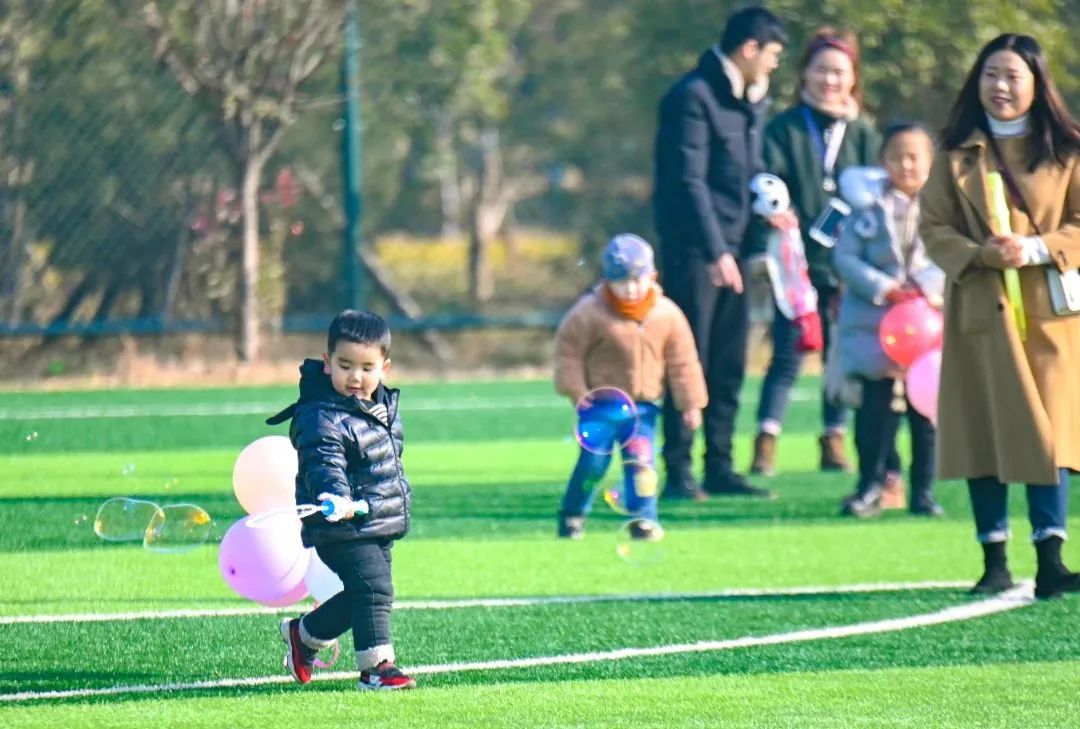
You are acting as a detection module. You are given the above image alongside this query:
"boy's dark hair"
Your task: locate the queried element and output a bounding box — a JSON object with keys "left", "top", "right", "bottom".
{"left": 881, "top": 120, "right": 934, "bottom": 156}
{"left": 720, "top": 6, "right": 788, "bottom": 55}
{"left": 942, "top": 33, "right": 1080, "bottom": 170}
{"left": 327, "top": 309, "right": 391, "bottom": 356}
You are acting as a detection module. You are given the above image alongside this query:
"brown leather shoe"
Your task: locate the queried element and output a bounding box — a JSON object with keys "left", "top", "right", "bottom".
{"left": 749, "top": 432, "right": 777, "bottom": 476}
{"left": 819, "top": 433, "right": 851, "bottom": 472}
{"left": 880, "top": 471, "right": 907, "bottom": 510}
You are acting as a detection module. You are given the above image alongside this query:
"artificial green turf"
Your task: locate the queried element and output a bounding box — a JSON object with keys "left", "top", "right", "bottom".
{"left": 4, "top": 436, "right": 1078, "bottom": 547}
{"left": 2, "top": 588, "right": 981, "bottom": 693}
{"left": 1, "top": 378, "right": 1078, "bottom": 725}
{"left": 0, "top": 377, "right": 827, "bottom": 454}
{"left": 3, "top": 511, "right": 1079, "bottom": 615}
{"left": 4, "top": 662, "right": 1078, "bottom": 728}
{"left": 0, "top": 379, "right": 567, "bottom": 454}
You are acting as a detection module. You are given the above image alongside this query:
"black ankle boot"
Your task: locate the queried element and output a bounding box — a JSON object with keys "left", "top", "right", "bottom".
{"left": 971, "top": 541, "right": 1016, "bottom": 594}
{"left": 1034, "top": 536, "right": 1080, "bottom": 599}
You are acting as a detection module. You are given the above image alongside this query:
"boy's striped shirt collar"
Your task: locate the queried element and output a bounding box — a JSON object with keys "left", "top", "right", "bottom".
{"left": 363, "top": 402, "right": 389, "bottom": 426}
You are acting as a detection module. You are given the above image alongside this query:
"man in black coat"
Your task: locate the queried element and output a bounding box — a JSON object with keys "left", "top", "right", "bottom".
{"left": 653, "top": 6, "right": 787, "bottom": 500}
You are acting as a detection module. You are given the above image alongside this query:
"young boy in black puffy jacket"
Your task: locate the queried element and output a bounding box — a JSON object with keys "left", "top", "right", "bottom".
{"left": 268, "top": 309, "right": 415, "bottom": 691}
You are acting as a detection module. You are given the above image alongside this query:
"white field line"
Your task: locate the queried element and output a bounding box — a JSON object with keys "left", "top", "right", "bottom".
{"left": 0, "top": 581, "right": 1034, "bottom": 703}
{"left": 0, "top": 580, "right": 973, "bottom": 625}
{"left": 0, "top": 390, "right": 816, "bottom": 421}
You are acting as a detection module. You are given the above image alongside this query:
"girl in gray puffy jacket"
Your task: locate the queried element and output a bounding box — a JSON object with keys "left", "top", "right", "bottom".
{"left": 833, "top": 124, "right": 945, "bottom": 519}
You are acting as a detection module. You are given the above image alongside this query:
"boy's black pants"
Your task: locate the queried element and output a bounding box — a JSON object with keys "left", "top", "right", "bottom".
{"left": 304, "top": 539, "right": 394, "bottom": 652}
{"left": 854, "top": 377, "right": 935, "bottom": 494}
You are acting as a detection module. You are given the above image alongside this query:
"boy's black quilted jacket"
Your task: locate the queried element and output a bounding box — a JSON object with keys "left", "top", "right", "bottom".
{"left": 267, "top": 359, "right": 411, "bottom": 547}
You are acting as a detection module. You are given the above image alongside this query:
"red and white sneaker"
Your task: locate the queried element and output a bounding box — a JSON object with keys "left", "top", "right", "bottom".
{"left": 280, "top": 618, "right": 318, "bottom": 684}
{"left": 358, "top": 660, "right": 417, "bottom": 691}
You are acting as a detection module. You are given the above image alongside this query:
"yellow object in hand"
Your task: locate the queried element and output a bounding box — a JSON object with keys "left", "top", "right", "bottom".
{"left": 986, "top": 172, "right": 1027, "bottom": 341}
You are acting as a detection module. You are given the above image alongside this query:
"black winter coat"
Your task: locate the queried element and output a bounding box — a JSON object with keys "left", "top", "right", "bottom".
{"left": 653, "top": 47, "right": 770, "bottom": 266}
{"left": 267, "top": 359, "right": 412, "bottom": 547}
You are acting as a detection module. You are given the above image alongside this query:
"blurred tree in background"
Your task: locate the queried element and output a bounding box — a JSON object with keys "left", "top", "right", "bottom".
{"left": 0, "top": 0, "right": 1077, "bottom": 361}
{"left": 143, "top": 0, "right": 347, "bottom": 360}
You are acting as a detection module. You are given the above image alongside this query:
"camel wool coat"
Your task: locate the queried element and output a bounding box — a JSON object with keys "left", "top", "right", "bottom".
{"left": 919, "top": 129, "right": 1080, "bottom": 485}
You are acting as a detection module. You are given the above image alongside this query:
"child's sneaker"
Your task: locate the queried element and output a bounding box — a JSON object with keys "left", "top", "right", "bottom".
{"left": 280, "top": 617, "right": 319, "bottom": 684}
{"left": 358, "top": 660, "right": 417, "bottom": 691}
{"left": 628, "top": 519, "right": 664, "bottom": 542}
{"left": 557, "top": 510, "right": 585, "bottom": 539}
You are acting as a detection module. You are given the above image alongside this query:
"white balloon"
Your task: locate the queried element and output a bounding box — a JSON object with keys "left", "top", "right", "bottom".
{"left": 232, "top": 435, "right": 298, "bottom": 515}
{"left": 304, "top": 549, "right": 344, "bottom": 603}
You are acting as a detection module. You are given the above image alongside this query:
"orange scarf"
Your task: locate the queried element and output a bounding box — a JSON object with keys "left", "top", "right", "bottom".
{"left": 602, "top": 283, "right": 658, "bottom": 322}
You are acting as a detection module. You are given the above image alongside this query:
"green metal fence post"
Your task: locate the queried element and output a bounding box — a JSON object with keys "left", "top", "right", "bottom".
{"left": 341, "top": 0, "right": 364, "bottom": 311}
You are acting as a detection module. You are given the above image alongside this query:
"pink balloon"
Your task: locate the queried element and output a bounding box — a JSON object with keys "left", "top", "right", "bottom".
{"left": 260, "top": 579, "right": 310, "bottom": 608}
{"left": 879, "top": 299, "right": 943, "bottom": 369}
{"left": 906, "top": 349, "right": 942, "bottom": 425}
{"left": 232, "top": 436, "right": 298, "bottom": 515}
{"left": 218, "top": 515, "right": 310, "bottom": 606}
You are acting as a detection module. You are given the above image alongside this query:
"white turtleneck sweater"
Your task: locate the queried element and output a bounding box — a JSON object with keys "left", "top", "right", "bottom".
{"left": 986, "top": 112, "right": 1050, "bottom": 266}
{"left": 987, "top": 113, "right": 1030, "bottom": 138}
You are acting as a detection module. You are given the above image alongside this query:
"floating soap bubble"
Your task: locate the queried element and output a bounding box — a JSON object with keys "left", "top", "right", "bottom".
{"left": 615, "top": 518, "right": 665, "bottom": 567}
{"left": 144, "top": 504, "right": 213, "bottom": 553}
{"left": 598, "top": 459, "right": 659, "bottom": 517}
{"left": 121, "top": 463, "right": 136, "bottom": 477}
{"left": 94, "top": 497, "right": 162, "bottom": 542}
{"left": 24, "top": 431, "right": 39, "bottom": 442}
{"left": 575, "top": 387, "right": 638, "bottom": 456}
{"left": 73, "top": 514, "right": 88, "bottom": 527}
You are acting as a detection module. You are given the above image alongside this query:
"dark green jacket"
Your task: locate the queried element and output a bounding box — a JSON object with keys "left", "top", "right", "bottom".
{"left": 747, "top": 103, "right": 881, "bottom": 288}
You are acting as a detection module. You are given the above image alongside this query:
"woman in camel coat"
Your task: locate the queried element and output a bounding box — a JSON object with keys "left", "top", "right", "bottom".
{"left": 920, "top": 33, "right": 1080, "bottom": 600}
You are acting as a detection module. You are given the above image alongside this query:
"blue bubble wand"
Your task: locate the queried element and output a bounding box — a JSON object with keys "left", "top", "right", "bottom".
{"left": 246, "top": 493, "right": 368, "bottom": 528}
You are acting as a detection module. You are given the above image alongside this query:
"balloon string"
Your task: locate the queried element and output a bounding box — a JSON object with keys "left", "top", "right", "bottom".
{"left": 245, "top": 504, "right": 322, "bottom": 528}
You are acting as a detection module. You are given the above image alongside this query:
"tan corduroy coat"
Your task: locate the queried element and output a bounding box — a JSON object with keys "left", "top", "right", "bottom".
{"left": 554, "top": 284, "right": 708, "bottom": 412}
{"left": 920, "top": 130, "right": 1080, "bottom": 485}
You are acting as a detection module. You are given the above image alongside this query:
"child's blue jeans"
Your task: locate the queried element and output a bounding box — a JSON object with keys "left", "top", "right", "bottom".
{"left": 561, "top": 402, "right": 660, "bottom": 523}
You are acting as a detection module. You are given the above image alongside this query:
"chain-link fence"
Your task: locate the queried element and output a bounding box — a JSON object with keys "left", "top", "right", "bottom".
{"left": 5, "top": 1, "right": 1079, "bottom": 371}
{"left": 0, "top": 1, "right": 609, "bottom": 369}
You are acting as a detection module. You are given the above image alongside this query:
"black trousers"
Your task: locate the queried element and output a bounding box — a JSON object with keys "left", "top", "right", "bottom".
{"left": 854, "top": 377, "right": 935, "bottom": 494}
{"left": 662, "top": 256, "right": 749, "bottom": 481}
{"left": 303, "top": 539, "right": 394, "bottom": 652}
